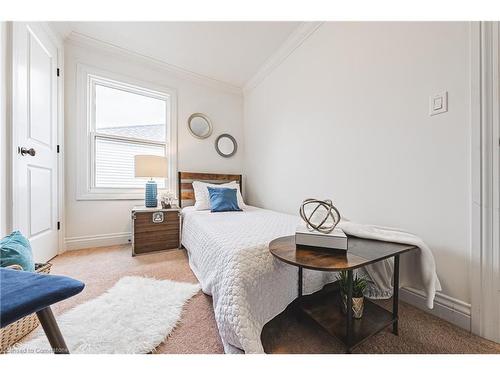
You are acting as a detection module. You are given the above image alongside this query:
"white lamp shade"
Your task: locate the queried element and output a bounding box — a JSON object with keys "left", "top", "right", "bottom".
{"left": 134, "top": 155, "right": 168, "bottom": 178}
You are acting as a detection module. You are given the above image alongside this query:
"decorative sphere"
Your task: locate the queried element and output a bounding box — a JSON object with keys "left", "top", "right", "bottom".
{"left": 299, "top": 198, "right": 341, "bottom": 234}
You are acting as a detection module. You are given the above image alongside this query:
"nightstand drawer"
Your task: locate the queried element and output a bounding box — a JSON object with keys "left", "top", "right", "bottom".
{"left": 132, "top": 208, "right": 180, "bottom": 256}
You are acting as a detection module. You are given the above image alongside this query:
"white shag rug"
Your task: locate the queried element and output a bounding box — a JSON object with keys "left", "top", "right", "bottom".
{"left": 11, "top": 276, "right": 200, "bottom": 354}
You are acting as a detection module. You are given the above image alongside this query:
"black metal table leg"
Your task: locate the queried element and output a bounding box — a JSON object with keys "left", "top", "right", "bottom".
{"left": 392, "top": 254, "right": 400, "bottom": 335}
{"left": 295, "top": 266, "right": 305, "bottom": 322}
{"left": 36, "top": 307, "right": 69, "bottom": 354}
{"left": 346, "top": 270, "right": 353, "bottom": 353}
{"left": 298, "top": 266, "right": 303, "bottom": 298}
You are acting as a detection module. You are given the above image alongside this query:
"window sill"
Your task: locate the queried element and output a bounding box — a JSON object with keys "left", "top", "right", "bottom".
{"left": 76, "top": 188, "right": 146, "bottom": 201}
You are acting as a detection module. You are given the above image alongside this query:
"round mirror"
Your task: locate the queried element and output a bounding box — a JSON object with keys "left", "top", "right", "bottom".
{"left": 188, "top": 113, "right": 213, "bottom": 139}
{"left": 215, "top": 134, "right": 237, "bottom": 158}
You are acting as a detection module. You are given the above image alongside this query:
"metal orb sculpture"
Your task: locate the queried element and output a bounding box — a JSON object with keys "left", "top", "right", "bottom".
{"left": 299, "top": 198, "right": 341, "bottom": 234}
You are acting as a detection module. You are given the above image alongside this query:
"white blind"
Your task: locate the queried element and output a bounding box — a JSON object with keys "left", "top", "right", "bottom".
{"left": 95, "top": 137, "right": 166, "bottom": 189}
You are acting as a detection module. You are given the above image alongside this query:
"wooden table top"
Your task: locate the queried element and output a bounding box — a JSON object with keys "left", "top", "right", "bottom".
{"left": 269, "top": 235, "right": 416, "bottom": 271}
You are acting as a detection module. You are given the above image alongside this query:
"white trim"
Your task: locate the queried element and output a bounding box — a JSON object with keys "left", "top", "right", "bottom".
{"left": 57, "top": 45, "right": 65, "bottom": 255}
{"left": 66, "top": 31, "right": 242, "bottom": 95}
{"left": 469, "top": 21, "right": 482, "bottom": 337}
{"left": 75, "top": 63, "right": 178, "bottom": 201}
{"left": 41, "top": 22, "right": 66, "bottom": 257}
{"left": 10, "top": 23, "right": 20, "bottom": 234}
{"left": 243, "top": 22, "right": 324, "bottom": 93}
{"left": 400, "top": 287, "right": 471, "bottom": 331}
{"left": 6, "top": 22, "right": 12, "bottom": 235}
{"left": 0, "top": 22, "right": 11, "bottom": 237}
{"left": 0, "top": 23, "right": 3, "bottom": 236}
{"left": 65, "top": 232, "right": 131, "bottom": 251}
{"left": 470, "top": 21, "right": 500, "bottom": 343}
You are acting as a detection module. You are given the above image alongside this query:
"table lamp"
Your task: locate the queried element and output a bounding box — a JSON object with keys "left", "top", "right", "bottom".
{"left": 134, "top": 155, "right": 168, "bottom": 207}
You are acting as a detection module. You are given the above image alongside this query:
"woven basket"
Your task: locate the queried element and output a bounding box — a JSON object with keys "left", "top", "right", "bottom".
{"left": 0, "top": 263, "right": 52, "bottom": 353}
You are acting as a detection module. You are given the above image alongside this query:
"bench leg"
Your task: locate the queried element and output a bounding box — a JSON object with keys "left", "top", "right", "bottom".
{"left": 36, "top": 307, "right": 69, "bottom": 354}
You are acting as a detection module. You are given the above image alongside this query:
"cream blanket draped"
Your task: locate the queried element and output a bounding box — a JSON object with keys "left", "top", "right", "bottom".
{"left": 339, "top": 220, "right": 441, "bottom": 308}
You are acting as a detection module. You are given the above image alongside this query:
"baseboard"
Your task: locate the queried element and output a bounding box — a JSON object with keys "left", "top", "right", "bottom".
{"left": 400, "top": 287, "right": 471, "bottom": 331}
{"left": 65, "top": 232, "right": 131, "bottom": 251}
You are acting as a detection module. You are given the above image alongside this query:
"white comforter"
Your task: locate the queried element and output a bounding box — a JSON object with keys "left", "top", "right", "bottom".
{"left": 181, "top": 206, "right": 440, "bottom": 353}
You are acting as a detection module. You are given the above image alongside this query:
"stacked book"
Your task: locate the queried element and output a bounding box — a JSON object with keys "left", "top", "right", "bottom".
{"left": 295, "top": 224, "right": 348, "bottom": 251}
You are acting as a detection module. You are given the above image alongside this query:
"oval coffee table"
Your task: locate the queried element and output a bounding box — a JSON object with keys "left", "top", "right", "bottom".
{"left": 269, "top": 235, "right": 416, "bottom": 353}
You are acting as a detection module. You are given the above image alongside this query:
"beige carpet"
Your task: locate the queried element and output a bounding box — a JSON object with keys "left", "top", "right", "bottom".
{"left": 23, "top": 244, "right": 500, "bottom": 354}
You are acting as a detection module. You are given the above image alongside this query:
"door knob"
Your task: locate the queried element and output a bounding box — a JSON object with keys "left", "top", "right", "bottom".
{"left": 19, "top": 147, "right": 36, "bottom": 156}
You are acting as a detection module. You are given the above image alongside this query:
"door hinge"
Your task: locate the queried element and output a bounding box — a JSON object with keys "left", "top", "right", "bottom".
{"left": 57, "top": 221, "right": 60, "bottom": 230}
{"left": 56, "top": 68, "right": 60, "bottom": 77}
{"left": 57, "top": 145, "right": 60, "bottom": 153}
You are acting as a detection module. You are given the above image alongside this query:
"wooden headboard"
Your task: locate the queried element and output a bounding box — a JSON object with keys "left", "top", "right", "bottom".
{"left": 178, "top": 172, "right": 243, "bottom": 208}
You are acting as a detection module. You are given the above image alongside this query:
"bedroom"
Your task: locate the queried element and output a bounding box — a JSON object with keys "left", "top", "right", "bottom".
{"left": 1, "top": 0, "right": 499, "bottom": 372}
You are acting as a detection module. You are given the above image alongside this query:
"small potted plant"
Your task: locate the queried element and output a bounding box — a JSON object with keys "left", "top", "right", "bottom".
{"left": 337, "top": 271, "right": 368, "bottom": 319}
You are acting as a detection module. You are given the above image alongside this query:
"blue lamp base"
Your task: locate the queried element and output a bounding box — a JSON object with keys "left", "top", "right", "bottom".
{"left": 145, "top": 180, "right": 158, "bottom": 207}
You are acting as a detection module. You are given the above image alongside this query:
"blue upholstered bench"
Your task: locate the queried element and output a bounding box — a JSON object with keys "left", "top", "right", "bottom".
{"left": 0, "top": 268, "right": 84, "bottom": 354}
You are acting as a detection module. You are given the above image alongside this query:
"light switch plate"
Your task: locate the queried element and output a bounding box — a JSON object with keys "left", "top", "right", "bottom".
{"left": 430, "top": 91, "right": 448, "bottom": 116}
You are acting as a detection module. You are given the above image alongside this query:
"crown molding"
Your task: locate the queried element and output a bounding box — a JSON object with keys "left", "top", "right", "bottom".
{"left": 34, "top": 22, "right": 65, "bottom": 49}
{"left": 46, "top": 21, "right": 72, "bottom": 43}
{"left": 243, "top": 22, "right": 324, "bottom": 94}
{"left": 65, "top": 31, "right": 242, "bottom": 95}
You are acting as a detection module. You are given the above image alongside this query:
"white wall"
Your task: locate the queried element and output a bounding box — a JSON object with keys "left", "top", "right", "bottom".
{"left": 64, "top": 41, "right": 244, "bottom": 250}
{"left": 0, "top": 22, "right": 10, "bottom": 238}
{"left": 243, "top": 22, "right": 471, "bottom": 305}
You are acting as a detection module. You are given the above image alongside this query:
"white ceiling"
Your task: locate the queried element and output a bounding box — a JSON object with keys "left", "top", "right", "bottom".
{"left": 50, "top": 22, "right": 301, "bottom": 87}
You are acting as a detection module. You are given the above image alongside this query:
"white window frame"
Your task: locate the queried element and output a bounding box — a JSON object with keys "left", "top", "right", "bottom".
{"left": 76, "top": 64, "right": 177, "bottom": 200}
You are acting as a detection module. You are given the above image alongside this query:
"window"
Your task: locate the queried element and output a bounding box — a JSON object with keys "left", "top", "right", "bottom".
{"left": 76, "top": 65, "right": 177, "bottom": 200}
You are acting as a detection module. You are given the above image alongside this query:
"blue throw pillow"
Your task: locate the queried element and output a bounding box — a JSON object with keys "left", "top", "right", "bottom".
{"left": 0, "top": 231, "right": 35, "bottom": 272}
{"left": 207, "top": 187, "right": 242, "bottom": 213}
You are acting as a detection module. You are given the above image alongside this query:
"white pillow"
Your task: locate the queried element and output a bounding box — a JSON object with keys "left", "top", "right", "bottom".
{"left": 192, "top": 180, "right": 246, "bottom": 211}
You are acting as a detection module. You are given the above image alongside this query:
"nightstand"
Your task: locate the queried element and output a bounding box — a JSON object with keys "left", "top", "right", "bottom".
{"left": 131, "top": 206, "right": 181, "bottom": 256}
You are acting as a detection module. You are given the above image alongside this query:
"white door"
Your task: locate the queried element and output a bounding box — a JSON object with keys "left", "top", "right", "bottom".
{"left": 12, "top": 23, "right": 59, "bottom": 262}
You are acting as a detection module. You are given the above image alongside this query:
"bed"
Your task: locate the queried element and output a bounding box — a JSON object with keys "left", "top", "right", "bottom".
{"left": 178, "top": 172, "right": 338, "bottom": 353}
{"left": 178, "top": 172, "right": 441, "bottom": 353}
